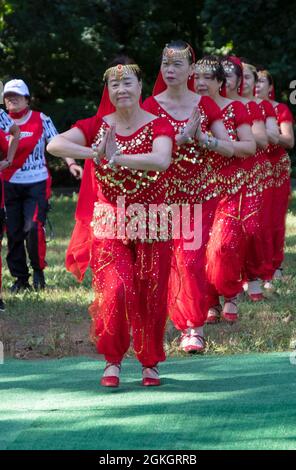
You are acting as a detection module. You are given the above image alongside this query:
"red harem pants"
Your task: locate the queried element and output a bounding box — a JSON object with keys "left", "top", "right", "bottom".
{"left": 272, "top": 178, "right": 290, "bottom": 271}
{"left": 89, "top": 238, "right": 172, "bottom": 367}
{"left": 168, "top": 197, "right": 218, "bottom": 330}
{"left": 206, "top": 188, "right": 262, "bottom": 302}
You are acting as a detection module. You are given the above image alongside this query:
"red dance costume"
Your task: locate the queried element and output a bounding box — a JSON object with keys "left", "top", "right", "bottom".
{"left": 206, "top": 100, "right": 270, "bottom": 302}
{"left": 253, "top": 99, "right": 277, "bottom": 280}
{"left": 143, "top": 94, "right": 224, "bottom": 330}
{"left": 268, "top": 103, "right": 293, "bottom": 271}
{"left": 67, "top": 115, "right": 174, "bottom": 367}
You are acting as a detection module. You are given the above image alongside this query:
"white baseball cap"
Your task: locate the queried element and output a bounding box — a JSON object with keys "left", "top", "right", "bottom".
{"left": 3, "top": 79, "right": 30, "bottom": 97}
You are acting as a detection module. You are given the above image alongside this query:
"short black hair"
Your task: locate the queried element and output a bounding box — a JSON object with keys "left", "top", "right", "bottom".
{"left": 197, "top": 55, "right": 226, "bottom": 86}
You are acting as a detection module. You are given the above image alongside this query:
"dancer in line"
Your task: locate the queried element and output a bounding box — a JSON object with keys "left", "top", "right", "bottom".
{"left": 143, "top": 41, "right": 234, "bottom": 349}
{"left": 47, "top": 57, "right": 175, "bottom": 387}
{"left": 256, "top": 68, "right": 294, "bottom": 282}
{"left": 194, "top": 56, "right": 256, "bottom": 323}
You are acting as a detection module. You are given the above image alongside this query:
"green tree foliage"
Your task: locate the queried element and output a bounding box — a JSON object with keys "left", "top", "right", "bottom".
{"left": 0, "top": 1, "right": 295, "bottom": 180}
{"left": 202, "top": 0, "right": 296, "bottom": 102}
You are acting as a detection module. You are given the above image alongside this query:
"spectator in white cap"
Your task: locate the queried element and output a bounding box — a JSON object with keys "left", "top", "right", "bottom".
{"left": 0, "top": 79, "right": 83, "bottom": 293}
{"left": 0, "top": 82, "right": 20, "bottom": 311}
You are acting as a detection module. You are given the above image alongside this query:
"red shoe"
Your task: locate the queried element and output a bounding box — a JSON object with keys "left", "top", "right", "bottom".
{"left": 249, "top": 293, "right": 265, "bottom": 302}
{"left": 206, "top": 305, "right": 222, "bottom": 324}
{"left": 222, "top": 298, "right": 238, "bottom": 323}
{"left": 142, "top": 366, "right": 161, "bottom": 386}
{"left": 100, "top": 363, "right": 121, "bottom": 388}
{"left": 100, "top": 376, "right": 120, "bottom": 387}
{"left": 223, "top": 312, "right": 238, "bottom": 323}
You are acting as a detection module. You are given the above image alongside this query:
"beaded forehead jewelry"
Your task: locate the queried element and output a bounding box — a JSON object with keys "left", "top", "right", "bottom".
{"left": 257, "top": 70, "right": 269, "bottom": 79}
{"left": 221, "top": 60, "right": 236, "bottom": 74}
{"left": 195, "top": 59, "right": 220, "bottom": 74}
{"left": 103, "top": 64, "right": 141, "bottom": 81}
{"left": 162, "top": 44, "right": 191, "bottom": 61}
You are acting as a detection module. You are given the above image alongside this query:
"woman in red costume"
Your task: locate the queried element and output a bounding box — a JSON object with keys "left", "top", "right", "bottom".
{"left": 203, "top": 56, "right": 269, "bottom": 321}
{"left": 256, "top": 68, "right": 294, "bottom": 282}
{"left": 47, "top": 57, "right": 175, "bottom": 388}
{"left": 241, "top": 61, "right": 280, "bottom": 295}
{"left": 194, "top": 56, "right": 256, "bottom": 323}
{"left": 225, "top": 58, "right": 273, "bottom": 303}
{"left": 143, "top": 41, "right": 234, "bottom": 351}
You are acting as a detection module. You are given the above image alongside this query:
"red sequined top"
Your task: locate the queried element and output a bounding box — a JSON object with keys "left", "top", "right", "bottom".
{"left": 274, "top": 103, "right": 294, "bottom": 125}
{"left": 267, "top": 102, "right": 292, "bottom": 186}
{"left": 216, "top": 100, "right": 252, "bottom": 196}
{"left": 74, "top": 115, "right": 174, "bottom": 206}
{"left": 142, "top": 95, "right": 223, "bottom": 203}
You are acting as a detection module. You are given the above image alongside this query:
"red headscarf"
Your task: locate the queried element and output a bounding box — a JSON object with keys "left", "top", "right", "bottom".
{"left": 152, "top": 43, "right": 196, "bottom": 96}
{"left": 220, "top": 55, "right": 244, "bottom": 98}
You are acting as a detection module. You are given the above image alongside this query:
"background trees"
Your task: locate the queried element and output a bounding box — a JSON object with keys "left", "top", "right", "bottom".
{"left": 0, "top": 0, "right": 295, "bottom": 181}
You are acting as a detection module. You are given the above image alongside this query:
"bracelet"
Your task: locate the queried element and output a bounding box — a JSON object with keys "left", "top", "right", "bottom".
{"left": 200, "top": 132, "right": 209, "bottom": 149}
{"left": 91, "top": 143, "right": 101, "bottom": 165}
{"left": 109, "top": 149, "right": 122, "bottom": 168}
{"left": 68, "top": 162, "right": 76, "bottom": 169}
{"left": 208, "top": 136, "right": 219, "bottom": 150}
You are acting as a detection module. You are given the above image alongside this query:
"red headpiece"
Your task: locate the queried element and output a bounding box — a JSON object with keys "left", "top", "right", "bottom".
{"left": 220, "top": 56, "right": 244, "bottom": 97}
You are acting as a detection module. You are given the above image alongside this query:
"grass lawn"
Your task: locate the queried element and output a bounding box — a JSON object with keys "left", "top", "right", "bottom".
{"left": 0, "top": 189, "right": 295, "bottom": 359}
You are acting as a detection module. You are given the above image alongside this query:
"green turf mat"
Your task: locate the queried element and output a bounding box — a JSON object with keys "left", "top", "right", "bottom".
{"left": 1, "top": 353, "right": 296, "bottom": 450}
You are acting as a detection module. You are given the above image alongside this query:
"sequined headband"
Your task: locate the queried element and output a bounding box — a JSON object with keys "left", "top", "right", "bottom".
{"left": 163, "top": 45, "right": 191, "bottom": 61}
{"left": 195, "top": 60, "right": 220, "bottom": 74}
{"left": 103, "top": 64, "right": 141, "bottom": 81}
{"left": 221, "top": 61, "right": 236, "bottom": 74}
{"left": 257, "top": 70, "right": 270, "bottom": 79}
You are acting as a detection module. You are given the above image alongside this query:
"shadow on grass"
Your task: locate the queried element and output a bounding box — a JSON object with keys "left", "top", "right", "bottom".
{"left": 1, "top": 355, "right": 296, "bottom": 450}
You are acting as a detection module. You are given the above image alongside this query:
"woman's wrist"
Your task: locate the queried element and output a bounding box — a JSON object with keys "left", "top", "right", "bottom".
{"left": 179, "top": 128, "right": 194, "bottom": 144}
{"left": 91, "top": 144, "right": 103, "bottom": 165}
{"left": 109, "top": 149, "right": 123, "bottom": 167}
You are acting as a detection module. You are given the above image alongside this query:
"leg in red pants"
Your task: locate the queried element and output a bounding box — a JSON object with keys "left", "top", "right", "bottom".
{"left": 133, "top": 241, "right": 172, "bottom": 367}
{"left": 90, "top": 238, "right": 136, "bottom": 365}
{"left": 169, "top": 198, "right": 218, "bottom": 330}
{"left": 90, "top": 238, "right": 172, "bottom": 367}
{"left": 206, "top": 192, "right": 247, "bottom": 300}
{"left": 272, "top": 179, "right": 290, "bottom": 271}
